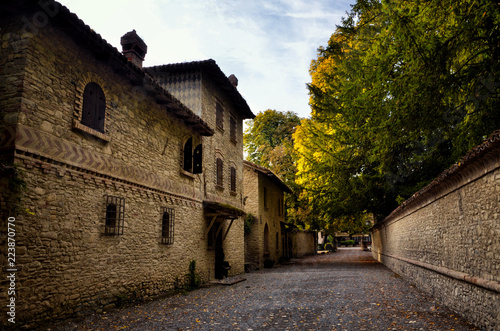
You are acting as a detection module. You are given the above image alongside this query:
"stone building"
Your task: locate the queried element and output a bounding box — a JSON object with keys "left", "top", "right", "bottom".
{"left": 0, "top": 0, "right": 253, "bottom": 327}
{"left": 243, "top": 161, "right": 292, "bottom": 269}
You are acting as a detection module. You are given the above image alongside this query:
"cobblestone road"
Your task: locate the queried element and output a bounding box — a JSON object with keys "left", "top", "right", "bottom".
{"left": 45, "top": 249, "right": 479, "bottom": 330}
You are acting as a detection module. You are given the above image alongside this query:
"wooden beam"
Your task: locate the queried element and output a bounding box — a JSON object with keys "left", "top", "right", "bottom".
{"left": 222, "top": 219, "right": 235, "bottom": 242}
{"left": 204, "top": 215, "right": 217, "bottom": 239}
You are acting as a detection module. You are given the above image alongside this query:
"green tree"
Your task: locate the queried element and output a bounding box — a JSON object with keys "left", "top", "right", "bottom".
{"left": 244, "top": 109, "right": 305, "bottom": 225}
{"left": 296, "top": 0, "right": 500, "bottom": 223}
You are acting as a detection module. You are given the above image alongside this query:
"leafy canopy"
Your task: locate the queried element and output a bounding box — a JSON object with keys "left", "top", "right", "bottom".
{"left": 295, "top": 0, "right": 500, "bottom": 223}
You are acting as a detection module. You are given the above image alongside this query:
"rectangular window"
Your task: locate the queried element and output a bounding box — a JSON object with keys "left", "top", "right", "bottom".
{"left": 230, "top": 166, "right": 236, "bottom": 192}
{"left": 230, "top": 116, "right": 236, "bottom": 143}
{"left": 263, "top": 187, "right": 268, "bottom": 209}
{"left": 104, "top": 195, "right": 125, "bottom": 235}
{"left": 161, "top": 207, "right": 175, "bottom": 244}
{"left": 216, "top": 158, "right": 224, "bottom": 188}
{"left": 216, "top": 102, "right": 224, "bottom": 130}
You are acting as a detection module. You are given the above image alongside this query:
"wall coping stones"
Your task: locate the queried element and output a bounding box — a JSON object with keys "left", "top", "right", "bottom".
{"left": 376, "top": 129, "right": 500, "bottom": 229}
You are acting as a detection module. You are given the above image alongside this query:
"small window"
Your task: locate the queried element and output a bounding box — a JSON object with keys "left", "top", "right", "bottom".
{"left": 216, "top": 158, "right": 223, "bottom": 187}
{"left": 216, "top": 102, "right": 224, "bottom": 130}
{"left": 104, "top": 195, "right": 124, "bottom": 235}
{"left": 230, "top": 116, "right": 237, "bottom": 142}
{"left": 82, "top": 82, "right": 105, "bottom": 133}
{"left": 230, "top": 166, "right": 236, "bottom": 192}
{"left": 161, "top": 207, "right": 175, "bottom": 244}
{"left": 263, "top": 187, "right": 268, "bottom": 209}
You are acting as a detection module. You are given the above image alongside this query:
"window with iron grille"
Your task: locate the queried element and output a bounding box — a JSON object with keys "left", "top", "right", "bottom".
{"left": 82, "top": 82, "right": 106, "bottom": 133}
{"left": 161, "top": 207, "right": 175, "bottom": 244}
{"left": 216, "top": 158, "right": 223, "bottom": 187}
{"left": 216, "top": 102, "right": 224, "bottom": 130}
{"left": 230, "top": 166, "right": 236, "bottom": 192}
{"left": 104, "top": 195, "right": 125, "bottom": 235}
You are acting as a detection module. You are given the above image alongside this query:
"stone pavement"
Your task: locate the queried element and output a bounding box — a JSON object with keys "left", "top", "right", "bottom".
{"left": 44, "top": 249, "right": 479, "bottom": 330}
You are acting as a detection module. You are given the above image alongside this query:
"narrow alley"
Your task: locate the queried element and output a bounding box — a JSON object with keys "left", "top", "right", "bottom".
{"left": 44, "top": 249, "right": 478, "bottom": 331}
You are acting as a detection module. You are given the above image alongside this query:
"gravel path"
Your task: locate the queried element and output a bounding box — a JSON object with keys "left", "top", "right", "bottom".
{"left": 45, "top": 249, "right": 478, "bottom": 330}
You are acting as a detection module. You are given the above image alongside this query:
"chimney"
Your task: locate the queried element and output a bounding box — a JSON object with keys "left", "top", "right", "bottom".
{"left": 120, "top": 30, "right": 147, "bottom": 68}
{"left": 228, "top": 74, "right": 238, "bottom": 88}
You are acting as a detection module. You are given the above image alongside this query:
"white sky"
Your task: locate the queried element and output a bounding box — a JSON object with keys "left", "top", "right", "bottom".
{"left": 57, "top": 0, "right": 353, "bottom": 119}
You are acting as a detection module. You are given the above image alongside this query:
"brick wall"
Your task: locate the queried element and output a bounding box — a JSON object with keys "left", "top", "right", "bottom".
{"left": 371, "top": 133, "right": 500, "bottom": 330}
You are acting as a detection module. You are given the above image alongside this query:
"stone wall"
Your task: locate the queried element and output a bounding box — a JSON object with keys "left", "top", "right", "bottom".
{"left": 243, "top": 162, "right": 286, "bottom": 269}
{"left": 371, "top": 132, "right": 500, "bottom": 330}
{"left": 0, "top": 9, "right": 245, "bottom": 328}
{"left": 291, "top": 230, "right": 317, "bottom": 258}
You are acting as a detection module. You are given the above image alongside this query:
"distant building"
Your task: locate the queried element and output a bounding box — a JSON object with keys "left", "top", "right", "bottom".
{"left": 243, "top": 161, "right": 291, "bottom": 269}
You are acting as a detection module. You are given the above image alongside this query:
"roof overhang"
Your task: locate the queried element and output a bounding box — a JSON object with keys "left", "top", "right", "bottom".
{"left": 203, "top": 200, "right": 245, "bottom": 219}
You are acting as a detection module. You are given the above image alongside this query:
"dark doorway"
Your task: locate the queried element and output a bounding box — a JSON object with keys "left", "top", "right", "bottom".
{"left": 214, "top": 223, "right": 225, "bottom": 279}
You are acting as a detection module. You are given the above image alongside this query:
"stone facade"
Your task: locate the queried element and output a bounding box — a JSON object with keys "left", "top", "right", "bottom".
{"left": 290, "top": 230, "right": 317, "bottom": 258}
{"left": 0, "top": 1, "right": 253, "bottom": 328}
{"left": 371, "top": 131, "right": 500, "bottom": 330}
{"left": 243, "top": 161, "right": 291, "bottom": 269}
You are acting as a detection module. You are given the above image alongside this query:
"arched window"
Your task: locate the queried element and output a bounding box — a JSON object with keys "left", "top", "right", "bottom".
{"left": 82, "top": 82, "right": 105, "bottom": 133}
{"left": 183, "top": 137, "right": 203, "bottom": 174}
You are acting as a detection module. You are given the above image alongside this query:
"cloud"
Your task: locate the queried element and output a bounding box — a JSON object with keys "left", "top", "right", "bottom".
{"left": 57, "top": 0, "right": 353, "bottom": 118}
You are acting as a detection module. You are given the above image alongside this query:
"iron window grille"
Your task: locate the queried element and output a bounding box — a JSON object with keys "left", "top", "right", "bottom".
{"left": 104, "top": 195, "right": 125, "bottom": 235}
{"left": 161, "top": 207, "right": 175, "bottom": 244}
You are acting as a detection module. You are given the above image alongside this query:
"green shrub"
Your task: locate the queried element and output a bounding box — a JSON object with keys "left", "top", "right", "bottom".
{"left": 187, "top": 260, "right": 202, "bottom": 289}
{"left": 339, "top": 240, "right": 355, "bottom": 246}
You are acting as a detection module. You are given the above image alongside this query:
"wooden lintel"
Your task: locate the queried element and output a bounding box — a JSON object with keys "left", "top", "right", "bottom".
{"left": 204, "top": 215, "right": 217, "bottom": 239}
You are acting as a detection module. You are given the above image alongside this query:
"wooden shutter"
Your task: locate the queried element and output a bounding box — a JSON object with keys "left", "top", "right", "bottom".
{"left": 230, "top": 166, "right": 236, "bottom": 192}
{"left": 216, "top": 102, "right": 224, "bottom": 129}
{"left": 216, "top": 158, "right": 223, "bottom": 187}
{"left": 82, "top": 82, "right": 105, "bottom": 133}
{"left": 193, "top": 144, "right": 203, "bottom": 174}
{"left": 230, "top": 117, "right": 236, "bottom": 142}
